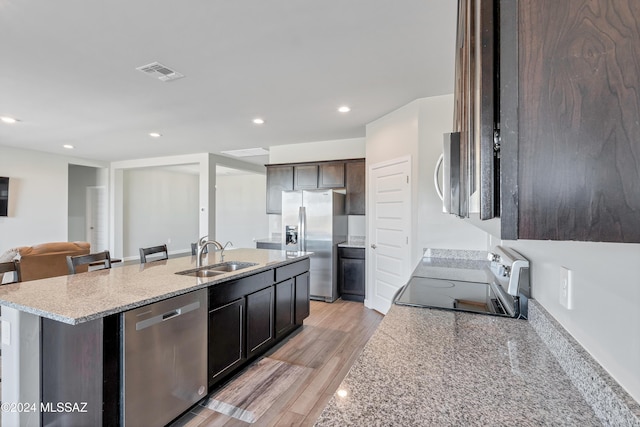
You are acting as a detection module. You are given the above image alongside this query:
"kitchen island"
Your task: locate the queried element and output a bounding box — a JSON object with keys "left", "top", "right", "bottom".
{"left": 0, "top": 248, "right": 311, "bottom": 426}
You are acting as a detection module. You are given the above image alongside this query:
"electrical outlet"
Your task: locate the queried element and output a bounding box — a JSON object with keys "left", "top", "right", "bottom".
{"left": 560, "top": 267, "right": 573, "bottom": 309}
{"left": 167, "top": 238, "right": 171, "bottom": 244}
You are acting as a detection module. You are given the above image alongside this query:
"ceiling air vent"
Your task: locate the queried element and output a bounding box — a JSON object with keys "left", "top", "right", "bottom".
{"left": 136, "top": 62, "right": 184, "bottom": 82}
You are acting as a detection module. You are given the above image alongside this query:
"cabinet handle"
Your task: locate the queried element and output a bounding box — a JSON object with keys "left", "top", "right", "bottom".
{"left": 239, "top": 305, "right": 243, "bottom": 359}
{"left": 371, "top": 244, "right": 377, "bottom": 249}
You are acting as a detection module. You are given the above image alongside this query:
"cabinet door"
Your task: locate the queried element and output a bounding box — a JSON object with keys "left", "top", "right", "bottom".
{"left": 275, "top": 279, "right": 295, "bottom": 339}
{"left": 339, "top": 256, "right": 365, "bottom": 302}
{"left": 294, "top": 164, "right": 318, "bottom": 189}
{"left": 246, "top": 286, "right": 274, "bottom": 358}
{"left": 209, "top": 298, "right": 245, "bottom": 385}
{"left": 294, "top": 272, "right": 310, "bottom": 324}
{"left": 266, "top": 165, "right": 293, "bottom": 214}
{"left": 319, "top": 162, "right": 345, "bottom": 188}
{"left": 345, "top": 160, "right": 365, "bottom": 215}
{"left": 514, "top": 0, "right": 640, "bottom": 242}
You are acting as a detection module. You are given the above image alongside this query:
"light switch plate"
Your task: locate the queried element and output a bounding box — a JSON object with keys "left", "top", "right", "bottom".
{"left": 560, "top": 267, "right": 573, "bottom": 309}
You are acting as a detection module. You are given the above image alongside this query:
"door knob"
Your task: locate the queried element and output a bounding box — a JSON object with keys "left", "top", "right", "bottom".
{"left": 371, "top": 244, "right": 377, "bottom": 249}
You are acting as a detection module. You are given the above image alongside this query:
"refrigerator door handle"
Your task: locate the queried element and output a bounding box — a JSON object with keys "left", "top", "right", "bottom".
{"left": 299, "top": 206, "right": 306, "bottom": 252}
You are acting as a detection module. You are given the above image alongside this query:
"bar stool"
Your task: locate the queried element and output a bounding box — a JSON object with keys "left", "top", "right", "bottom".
{"left": 139, "top": 244, "right": 169, "bottom": 264}
{"left": 66, "top": 250, "right": 112, "bottom": 274}
{"left": 0, "top": 260, "right": 21, "bottom": 284}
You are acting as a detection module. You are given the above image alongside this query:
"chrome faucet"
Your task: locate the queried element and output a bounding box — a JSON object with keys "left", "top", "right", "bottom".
{"left": 220, "top": 241, "right": 233, "bottom": 260}
{"left": 196, "top": 240, "right": 224, "bottom": 268}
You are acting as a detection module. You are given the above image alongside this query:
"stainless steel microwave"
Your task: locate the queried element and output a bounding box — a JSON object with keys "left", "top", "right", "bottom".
{"left": 436, "top": 132, "right": 499, "bottom": 220}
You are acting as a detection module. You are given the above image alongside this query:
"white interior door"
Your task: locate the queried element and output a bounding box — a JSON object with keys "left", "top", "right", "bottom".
{"left": 86, "top": 186, "right": 107, "bottom": 251}
{"left": 367, "top": 157, "right": 412, "bottom": 314}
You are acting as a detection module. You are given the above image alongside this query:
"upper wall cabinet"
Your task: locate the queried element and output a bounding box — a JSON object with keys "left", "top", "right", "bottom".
{"left": 345, "top": 160, "right": 365, "bottom": 215}
{"left": 266, "top": 165, "right": 294, "bottom": 214}
{"left": 452, "top": 0, "right": 499, "bottom": 221}
{"left": 501, "top": 0, "right": 640, "bottom": 243}
{"left": 266, "top": 159, "right": 365, "bottom": 215}
{"left": 318, "top": 162, "right": 345, "bottom": 189}
{"left": 454, "top": 0, "right": 640, "bottom": 242}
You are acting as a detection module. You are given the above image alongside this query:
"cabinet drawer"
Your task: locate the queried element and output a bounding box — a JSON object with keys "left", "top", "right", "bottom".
{"left": 275, "top": 258, "right": 310, "bottom": 282}
{"left": 338, "top": 247, "right": 365, "bottom": 259}
{"left": 209, "top": 270, "right": 274, "bottom": 307}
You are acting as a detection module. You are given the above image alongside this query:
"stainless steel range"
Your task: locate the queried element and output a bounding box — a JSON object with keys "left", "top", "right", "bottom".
{"left": 395, "top": 246, "right": 530, "bottom": 319}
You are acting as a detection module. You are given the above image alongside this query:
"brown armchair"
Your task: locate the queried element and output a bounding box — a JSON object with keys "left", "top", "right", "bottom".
{"left": 18, "top": 241, "right": 90, "bottom": 281}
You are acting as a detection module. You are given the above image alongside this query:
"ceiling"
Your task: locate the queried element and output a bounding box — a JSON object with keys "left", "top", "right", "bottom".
{"left": 0, "top": 0, "right": 457, "bottom": 165}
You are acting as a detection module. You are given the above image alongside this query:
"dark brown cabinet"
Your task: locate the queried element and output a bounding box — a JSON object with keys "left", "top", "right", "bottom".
{"left": 294, "top": 271, "right": 310, "bottom": 324}
{"left": 319, "top": 162, "right": 345, "bottom": 188}
{"left": 345, "top": 160, "right": 365, "bottom": 215}
{"left": 294, "top": 164, "right": 318, "bottom": 189}
{"left": 246, "top": 286, "right": 274, "bottom": 358}
{"left": 266, "top": 165, "right": 293, "bottom": 214}
{"left": 274, "top": 278, "right": 295, "bottom": 339}
{"left": 207, "top": 259, "right": 310, "bottom": 388}
{"left": 453, "top": 0, "right": 640, "bottom": 243}
{"left": 266, "top": 159, "right": 365, "bottom": 214}
{"left": 507, "top": 0, "right": 640, "bottom": 243}
{"left": 208, "top": 298, "right": 245, "bottom": 385}
{"left": 338, "top": 247, "right": 365, "bottom": 302}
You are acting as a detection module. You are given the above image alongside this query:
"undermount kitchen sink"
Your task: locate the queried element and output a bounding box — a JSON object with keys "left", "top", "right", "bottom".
{"left": 176, "top": 261, "right": 258, "bottom": 278}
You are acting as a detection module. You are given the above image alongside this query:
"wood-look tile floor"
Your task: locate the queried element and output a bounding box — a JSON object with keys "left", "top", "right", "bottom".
{"left": 170, "top": 299, "right": 383, "bottom": 427}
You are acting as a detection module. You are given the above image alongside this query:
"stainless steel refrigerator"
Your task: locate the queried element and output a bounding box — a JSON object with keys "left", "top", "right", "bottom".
{"left": 282, "top": 189, "right": 346, "bottom": 302}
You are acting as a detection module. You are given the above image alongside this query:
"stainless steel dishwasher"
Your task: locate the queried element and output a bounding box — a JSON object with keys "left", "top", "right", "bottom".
{"left": 122, "top": 289, "right": 208, "bottom": 426}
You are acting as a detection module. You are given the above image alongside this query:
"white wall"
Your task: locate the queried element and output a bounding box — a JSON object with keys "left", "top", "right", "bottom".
{"left": 269, "top": 137, "right": 365, "bottom": 164}
{"left": 489, "top": 233, "right": 640, "bottom": 402}
{"left": 0, "top": 145, "right": 106, "bottom": 252}
{"left": 416, "top": 96, "right": 489, "bottom": 253}
{"left": 215, "top": 173, "right": 268, "bottom": 249}
{"left": 122, "top": 168, "right": 199, "bottom": 259}
{"left": 111, "top": 153, "right": 264, "bottom": 258}
{"left": 366, "top": 96, "right": 488, "bottom": 265}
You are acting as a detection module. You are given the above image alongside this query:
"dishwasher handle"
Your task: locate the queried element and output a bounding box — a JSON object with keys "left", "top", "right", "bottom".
{"left": 136, "top": 300, "right": 201, "bottom": 331}
{"left": 162, "top": 309, "right": 181, "bottom": 321}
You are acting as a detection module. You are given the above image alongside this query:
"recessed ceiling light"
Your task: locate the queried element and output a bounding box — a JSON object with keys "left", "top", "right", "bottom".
{"left": 63, "top": 144, "right": 74, "bottom": 149}
{"left": 1, "top": 116, "right": 18, "bottom": 124}
{"left": 337, "top": 389, "right": 348, "bottom": 398}
{"left": 252, "top": 118, "right": 265, "bottom": 125}
{"left": 149, "top": 132, "right": 162, "bottom": 138}
{"left": 338, "top": 106, "right": 351, "bottom": 113}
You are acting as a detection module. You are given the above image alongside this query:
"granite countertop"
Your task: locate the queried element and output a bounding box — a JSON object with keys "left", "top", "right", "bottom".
{"left": 338, "top": 236, "right": 366, "bottom": 249}
{"left": 316, "top": 303, "right": 601, "bottom": 426}
{"left": 316, "top": 249, "right": 640, "bottom": 426}
{"left": 0, "top": 248, "right": 310, "bottom": 325}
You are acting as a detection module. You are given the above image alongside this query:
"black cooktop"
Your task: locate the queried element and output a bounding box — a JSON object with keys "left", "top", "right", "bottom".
{"left": 394, "top": 276, "right": 510, "bottom": 317}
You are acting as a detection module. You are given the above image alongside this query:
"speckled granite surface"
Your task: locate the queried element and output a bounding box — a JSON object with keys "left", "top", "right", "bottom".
{"left": 423, "top": 248, "right": 487, "bottom": 261}
{"left": 338, "top": 236, "right": 366, "bottom": 248}
{"left": 412, "top": 250, "right": 491, "bottom": 283}
{"left": 0, "top": 248, "right": 310, "bottom": 325}
{"left": 529, "top": 301, "right": 640, "bottom": 426}
{"left": 315, "top": 250, "right": 639, "bottom": 426}
{"left": 315, "top": 304, "right": 603, "bottom": 426}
